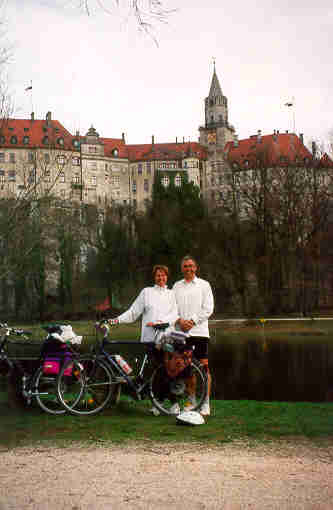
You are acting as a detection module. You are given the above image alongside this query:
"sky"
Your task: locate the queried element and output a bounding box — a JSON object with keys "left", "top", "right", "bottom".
{"left": 3, "top": 0, "right": 333, "bottom": 150}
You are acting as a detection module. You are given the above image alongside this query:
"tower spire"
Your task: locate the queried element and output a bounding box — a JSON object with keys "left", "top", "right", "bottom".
{"left": 208, "top": 62, "right": 223, "bottom": 98}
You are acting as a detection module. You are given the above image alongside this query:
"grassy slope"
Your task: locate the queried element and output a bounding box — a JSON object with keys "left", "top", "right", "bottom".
{"left": 1, "top": 394, "right": 332, "bottom": 450}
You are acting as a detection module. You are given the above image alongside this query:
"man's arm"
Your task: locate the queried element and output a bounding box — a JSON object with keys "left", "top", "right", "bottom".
{"left": 190, "top": 281, "right": 214, "bottom": 325}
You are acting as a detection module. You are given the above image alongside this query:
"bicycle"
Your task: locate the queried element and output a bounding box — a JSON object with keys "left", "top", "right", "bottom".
{"left": 0, "top": 322, "right": 79, "bottom": 415}
{"left": 56, "top": 322, "right": 208, "bottom": 416}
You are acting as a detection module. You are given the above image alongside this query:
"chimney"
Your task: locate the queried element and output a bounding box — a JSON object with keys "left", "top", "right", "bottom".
{"left": 285, "top": 130, "right": 288, "bottom": 133}
{"left": 75, "top": 130, "right": 80, "bottom": 137}
{"left": 299, "top": 133, "right": 304, "bottom": 144}
{"left": 273, "top": 130, "right": 278, "bottom": 142}
{"left": 257, "top": 129, "right": 262, "bottom": 143}
{"left": 122, "top": 132, "right": 125, "bottom": 143}
{"left": 152, "top": 135, "right": 155, "bottom": 145}
{"left": 30, "top": 112, "right": 35, "bottom": 122}
{"left": 176, "top": 137, "right": 178, "bottom": 143}
{"left": 312, "top": 141, "right": 317, "bottom": 158}
{"left": 46, "top": 111, "right": 51, "bottom": 126}
{"left": 183, "top": 136, "right": 185, "bottom": 143}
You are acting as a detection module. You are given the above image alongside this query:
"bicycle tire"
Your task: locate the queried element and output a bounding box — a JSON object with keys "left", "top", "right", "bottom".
{"left": 34, "top": 366, "right": 67, "bottom": 415}
{"left": 149, "top": 358, "right": 208, "bottom": 416}
{"left": 56, "top": 357, "right": 115, "bottom": 416}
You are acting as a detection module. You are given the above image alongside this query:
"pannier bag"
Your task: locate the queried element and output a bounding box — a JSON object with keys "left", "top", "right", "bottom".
{"left": 43, "top": 351, "right": 73, "bottom": 376}
{"left": 164, "top": 350, "right": 192, "bottom": 378}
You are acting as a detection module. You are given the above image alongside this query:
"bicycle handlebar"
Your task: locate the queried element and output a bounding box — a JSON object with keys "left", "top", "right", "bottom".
{"left": 0, "top": 323, "right": 32, "bottom": 337}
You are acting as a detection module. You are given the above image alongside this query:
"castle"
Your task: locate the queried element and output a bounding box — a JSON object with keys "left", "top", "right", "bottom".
{"left": 0, "top": 68, "right": 331, "bottom": 211}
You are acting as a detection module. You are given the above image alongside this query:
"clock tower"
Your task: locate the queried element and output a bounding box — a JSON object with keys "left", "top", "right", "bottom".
{"left": 199, "top": 64, "right": 236, "bottom": 150}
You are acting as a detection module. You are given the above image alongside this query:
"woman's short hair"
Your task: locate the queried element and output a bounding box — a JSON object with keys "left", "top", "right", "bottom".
{"left": 152, "top": 264, "right": 169, "bottom": 278}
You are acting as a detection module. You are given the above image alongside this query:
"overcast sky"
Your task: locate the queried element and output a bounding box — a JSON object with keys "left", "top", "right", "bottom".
{"left": 4, "top": 0, "right": 333, "bottom": 149}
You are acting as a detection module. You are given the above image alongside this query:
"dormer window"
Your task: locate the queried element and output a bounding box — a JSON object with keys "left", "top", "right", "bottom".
{"left": 22, "top": 136, "right": 30, "bottom": 145}
{"left": 24, "top": 127, "right": 29, "bottom": 132}
{"left": 0, "top": 136, "right": 5, "bottom": 144}
{"left": 42, "top": 136, "right": 49, "bottom": 145}
{"left": 72, "top": 139, "right": 80, "bottom": 148}
{"left": 10, "top": 135, "right": 18, "bottom": 144}
{"left": 57, "top": 137, "right": 64, "bottom": 146}
{"left": 113, "top": 148, "right": 119, "bottom": 157}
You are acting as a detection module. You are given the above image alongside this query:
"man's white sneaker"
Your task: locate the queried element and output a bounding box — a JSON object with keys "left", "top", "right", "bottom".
{"left": 150, "top": 406, "right": 160, "bottom": 416}
{"left": 200, "top": 401, "right": 210, "bottom": 416}
{"left": 169, "top": 403, "right": 181, "bottom": 415}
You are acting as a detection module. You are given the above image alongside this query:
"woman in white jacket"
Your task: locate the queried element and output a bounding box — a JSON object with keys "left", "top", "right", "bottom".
{"left": 108, "top": 264, "right": 178, "bottom": 342}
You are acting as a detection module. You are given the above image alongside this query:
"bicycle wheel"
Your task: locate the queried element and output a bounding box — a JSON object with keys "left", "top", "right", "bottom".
{"left": 34, "top": 366, "right": 66, "bottom": 415}
{"left": 57, "top": 358, "right": 115, "bottom": 416}
{"left": 149, "top": 358, "right": 208, "bottom": 416}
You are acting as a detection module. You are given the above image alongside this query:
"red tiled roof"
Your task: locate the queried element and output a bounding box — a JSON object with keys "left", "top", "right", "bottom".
{"left": 100, "top": 137, "right": 127, "bottom": 159}
{"left": 225, "top": 133, "right": 313, "bottom": 168}
{"left": 126, "top": 142, "right": 207, "bottom": 162}
{"left": 0, "top": 118, "right": 76, "bottom": 151}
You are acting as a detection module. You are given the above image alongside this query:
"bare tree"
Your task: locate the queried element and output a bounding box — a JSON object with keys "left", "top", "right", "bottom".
{"left": 222, "top": 159, "right": 333, "bottom": 314}
{"left": 71, "top": 0, "right": 176, "bottom": 43}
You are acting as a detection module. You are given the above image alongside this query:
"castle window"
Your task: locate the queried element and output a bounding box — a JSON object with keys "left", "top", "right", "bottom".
{"left": 91, "top": 175, "right": 97, "bottom": 186}
{"left": 28, "top": 169, "right": 35, "bottom": 184}
{"left": 144, "top": 179, "right": 149, "bottom": 192}
{"left": 22, "top": 136, "right": 30, "bottom": 144}
{"left": 0, "top": 153, "right": 4, "bottom": 162}
{"left": 44, "top": 169, "right": 51, "bottom": 182}
{"left": 9, "top": 153, "right": 15, "bottom": 163}
{"left": 138, "top": 163, "right": 143, "bottom": 175}
{"left": 147, "top": 162, "right": 151, "bottom": 174}
{"left": 44, "top": 153, "right": 50, "bottom": 163}
{"left": 59, "top": 171, "right": 65, "bottom": 183}
{"left": 73, "top": 173, "right": 80, "bottom": 184}
{"left": 10, "top": 135, "right": 18, "bottom": 144}
{"left": 8, "top": 170, "right": 16, "bottom": 181}
{"left": 89, "top": 146, "right": 97, "bottom": 153}
{"left": 90, "top": 161, "right": 97, "bottom": 170}
{"left": 175, "top": 174, "right": 182, "bottom": 187}
{"left": 57, "top": 155, "right": 66, "bottom": 166}
{"left": 72, "top": 157, "right": 80, "bottom": 166}
{"left": 132, "top": 180, "right": 137, "bottom": 193}
{"left": 28, "top": 152, "right": 35, "bottom": 162}
{"left": 112, "top": 176, "right": 120, "bottom": 187}
{"left": 161, "top": 175, "right": 169, "bottom": 188}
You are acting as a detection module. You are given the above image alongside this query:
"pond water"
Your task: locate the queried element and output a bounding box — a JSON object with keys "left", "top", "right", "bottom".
{"left": 209, "top": 338, "right": 333, "bottom": 402}
{"left": 2, "top": 336, "right": 333, "bottom": 403}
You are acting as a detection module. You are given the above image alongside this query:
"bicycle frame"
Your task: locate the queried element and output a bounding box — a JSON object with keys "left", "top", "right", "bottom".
{"left": 89, "top": 338, "right": 155, "bottom": 400}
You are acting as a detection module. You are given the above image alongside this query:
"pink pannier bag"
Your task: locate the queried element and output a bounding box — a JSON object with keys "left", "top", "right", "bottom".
{"left": 43, "top": 357, "right": 73, "bottom": 376}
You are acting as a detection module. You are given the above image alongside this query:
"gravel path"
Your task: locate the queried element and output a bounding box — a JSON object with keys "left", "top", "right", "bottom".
{"left": 1, "top": 440, "right": 333, "bottom": 509}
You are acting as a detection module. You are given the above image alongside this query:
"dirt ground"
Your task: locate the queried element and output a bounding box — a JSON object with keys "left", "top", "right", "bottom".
{"left": 1, "top": 440, "right": 333, "bottom": 509}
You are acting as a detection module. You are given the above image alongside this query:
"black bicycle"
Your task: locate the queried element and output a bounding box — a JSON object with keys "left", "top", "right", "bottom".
{"left": 56, "top": 322, "right": 208, "bottom": 416}
{"left": 0, "top": 322, "right": 79, "bottom": 415}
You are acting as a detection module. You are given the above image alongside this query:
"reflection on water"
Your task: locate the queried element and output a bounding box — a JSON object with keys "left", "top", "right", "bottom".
{"left": 210, "top": 338, "right": 333, "bottom": 402}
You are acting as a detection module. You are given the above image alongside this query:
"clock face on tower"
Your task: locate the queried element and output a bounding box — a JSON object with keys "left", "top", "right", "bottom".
{"left": 207, "top": 131, "right": 217, "bottom": 144}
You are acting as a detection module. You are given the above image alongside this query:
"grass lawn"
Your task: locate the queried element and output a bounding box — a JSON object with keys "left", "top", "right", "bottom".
{"left": 1, "top": 392, "right": 332, "bottom": 450}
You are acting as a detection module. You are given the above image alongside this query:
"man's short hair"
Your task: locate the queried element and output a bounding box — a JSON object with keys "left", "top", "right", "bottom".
{"left": 181, "top": 255, "right": 198, "bottom": 267}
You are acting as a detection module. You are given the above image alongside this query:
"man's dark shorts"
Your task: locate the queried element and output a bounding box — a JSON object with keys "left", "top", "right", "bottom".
{"left": 186, "top": 336, "right": 209, "bottom": 360}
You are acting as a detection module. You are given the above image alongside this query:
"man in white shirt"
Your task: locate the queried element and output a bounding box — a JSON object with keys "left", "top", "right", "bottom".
{"left": 173, "top": 255, "right": 214, "bottom": 416}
